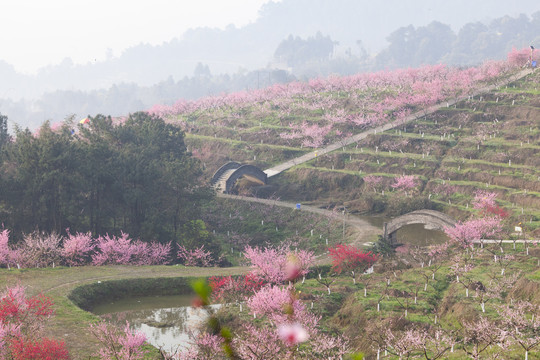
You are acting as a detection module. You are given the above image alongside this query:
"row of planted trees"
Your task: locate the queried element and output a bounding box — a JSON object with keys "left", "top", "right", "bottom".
{"left": 0, "top": 229, "right": 218, "bottom": 269}
{"left": 360, "top": 186, "right": 540, "bottom": 359}
{"left": 167, "top": 221, "right": 538, "bottom": 360}
{"left": 363, "top": 238, "right": 540, "bottom": 360}
{"left": 174, "top": 186, "right": 537, "bottom": 360}
{"left": 347, "top": 230, "right": 539, "bottom": 359}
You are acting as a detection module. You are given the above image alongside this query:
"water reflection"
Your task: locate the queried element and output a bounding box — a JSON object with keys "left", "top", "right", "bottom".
{"left": 359, "top": 216, "right": 449, "bottom": 246}
{"left": 395, "top": 223, "right": 449, "bottom": 246}
{"left": 93, "top": 294, "right": 218, "bottom": 353}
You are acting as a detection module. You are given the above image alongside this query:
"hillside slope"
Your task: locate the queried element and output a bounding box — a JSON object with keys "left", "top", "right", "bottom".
{"left": 158, "top": 60, "right": 539, "bottom": 236}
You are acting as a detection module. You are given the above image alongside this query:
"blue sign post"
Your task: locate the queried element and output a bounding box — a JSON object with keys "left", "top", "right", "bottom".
{"left": 296, "top": 203, "right": 301, "bottom": 210}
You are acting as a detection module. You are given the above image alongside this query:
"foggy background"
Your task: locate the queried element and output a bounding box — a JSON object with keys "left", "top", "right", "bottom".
{"left": 2, "top": 0, "right": 540, "bottom": 130}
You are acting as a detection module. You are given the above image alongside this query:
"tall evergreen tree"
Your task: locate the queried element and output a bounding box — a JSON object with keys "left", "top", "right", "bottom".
{"left": 0, "top": 111, "right": 212, "bottom": 244}
{"left": 0, "top": 113, "right": 9, "bottom": 149}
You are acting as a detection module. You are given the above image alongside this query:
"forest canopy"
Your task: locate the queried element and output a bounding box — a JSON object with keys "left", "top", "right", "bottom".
{"left": 0, "top": 112, "right": 212, "bottom": 244}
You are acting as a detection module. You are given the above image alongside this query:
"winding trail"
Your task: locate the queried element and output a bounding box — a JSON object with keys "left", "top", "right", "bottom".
{"left": 218, "top": 193, "right": 381, "bottom": 247}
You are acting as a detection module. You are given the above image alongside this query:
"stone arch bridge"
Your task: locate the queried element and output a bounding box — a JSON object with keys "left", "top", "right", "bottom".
{"left": 383, "top": 210, "right": 456, "bottom": 244}
{"left": 211, "top": 162, "right": 268, "bottom": 194}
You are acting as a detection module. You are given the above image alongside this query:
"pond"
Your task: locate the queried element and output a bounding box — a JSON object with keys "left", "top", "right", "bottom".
{"left": 92, "top": 294, "right": 218, "bottom": 354}
{"left": 394, "top": 223, "right": 449, "bottom": 246}
{"left": 362, "top": 216, "right": 449, "bottom": 246}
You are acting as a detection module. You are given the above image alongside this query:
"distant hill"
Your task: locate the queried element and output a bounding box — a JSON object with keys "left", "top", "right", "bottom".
{"left": 3, "top": 1, "right": 540, "bottom": 129}
{"left": 3, "top": 0, "right": 540, "bottom": 98}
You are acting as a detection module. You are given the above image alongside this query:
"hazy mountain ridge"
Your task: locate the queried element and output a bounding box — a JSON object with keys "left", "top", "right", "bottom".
{"left": 3, "top": 0, "right": 540, "bottom": 129}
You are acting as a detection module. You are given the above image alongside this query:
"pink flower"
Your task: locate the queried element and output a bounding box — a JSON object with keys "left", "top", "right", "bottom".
{"left": 277, "top": 323, "right": 309, "bottom": 346}
{"left": 244, "top": 245, "right": 314, "bottom": 284}
{"left": 392, "top": 175, "right": 417, "bottom": 192}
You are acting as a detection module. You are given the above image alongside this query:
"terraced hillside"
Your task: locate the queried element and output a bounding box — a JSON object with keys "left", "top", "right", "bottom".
{"left": 152, "top": 59, "right": 539, "bottom": 237}
{"left": 272, "top": 73, "right": 540, "bottom": 234}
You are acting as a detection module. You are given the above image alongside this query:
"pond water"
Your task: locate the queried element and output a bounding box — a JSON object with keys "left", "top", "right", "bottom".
{"left": 394, "top": 223, "right": 449, "bottom": 246}
{"left": 92, "top": 294, "right": 217, "bottom": 354}
{"left": 361, "top": 216, "right": 449, "bottom": 246}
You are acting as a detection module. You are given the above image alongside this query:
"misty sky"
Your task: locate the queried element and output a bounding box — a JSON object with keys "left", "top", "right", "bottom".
{"left": 0, "top": 0, "right": 279, "bottom": 74}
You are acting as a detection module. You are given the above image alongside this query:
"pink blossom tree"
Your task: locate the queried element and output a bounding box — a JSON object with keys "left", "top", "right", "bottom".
{"left": 474, "top": 272, "right": 519, "bottom": 313}
{"left": 383, "top": 327, "right": 454, "bottom": 360}
{"left": 383, "top": 327, "right": 421, "bottom": 359}
{"left": 444, "top": 217, "right": 503, "bottom": 248}
{"left": 391, "top": 175, "right": 418, "bottom": 196}
{"left": 243, "top": 244, "right": 314, "bottom": 284}
{"left": 472, "top": 190, "right": 497, "bottom": 212}
{"left": 247, "top": 285, "right": 317, "bottom": 328}
{"left": 508, "top": 47, "right": 538, "bottom": 67}
{"left": 498, "top": 301, "right": 540, "bottom": 360}
{"left": 147, "top": 241, "right": 172, "bottom": 265}
{"left": 60, "top": 231, "right": 95, "bottom": 266}
{"left": 177, "top": 245, "right": 214, "bottom": 267}
{"left": 0, "top": 228, "right": 19, "bottom": 269}
{"left": 363, "top": 175, "right": 384, "bottom": 193}
{"left": 461, "top": 316, "right": 509, "bottom": 360}
{"left": 92, "top": 233, "right": 137, "bottom": 266}
{"left": 91, "top": 232, "right": 169, "bottom": 266}
{"left": 17, "top": 232, "right": 62, "bottom": 268}
{"left": 90, "top": 321, "right": 148, "bottom": 360}
{"left": 176, "top": 332, "right": 226, "bottom": 360}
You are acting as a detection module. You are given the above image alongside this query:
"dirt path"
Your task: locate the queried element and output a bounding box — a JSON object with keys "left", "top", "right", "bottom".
{"left": 1, "top": 265, "right": 246, "bottom": 297}
{"left": 218, "top": 193, "right": 382, "bottom": 248}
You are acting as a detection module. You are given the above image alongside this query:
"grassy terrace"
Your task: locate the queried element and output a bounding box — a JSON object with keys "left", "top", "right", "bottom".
{"left": 262, "top": 72, "right": 540, "bottom": 232}
{"left": 232, "top": 241, "right": 540, "bottom": 359}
